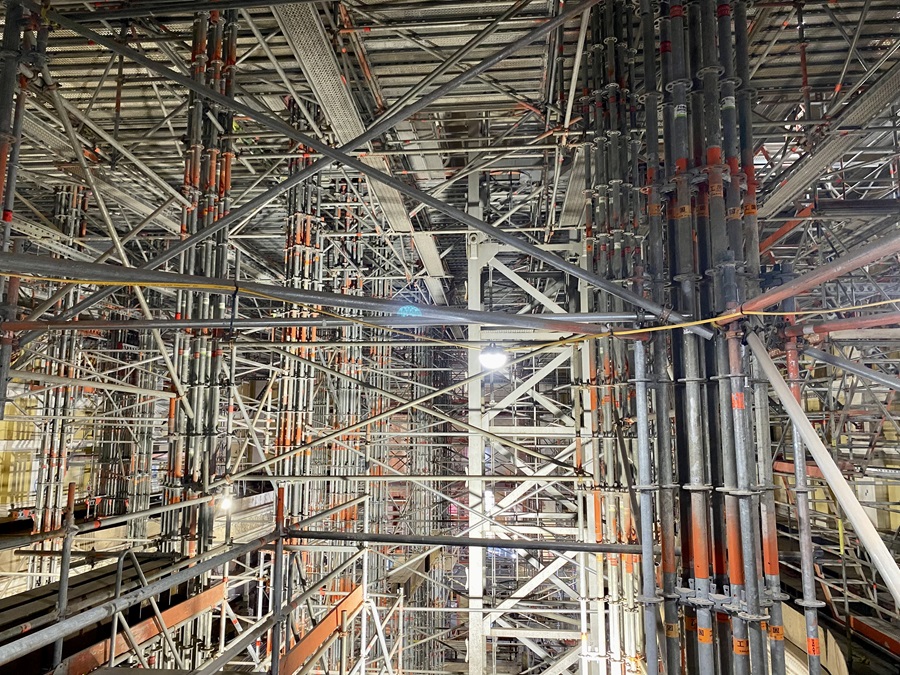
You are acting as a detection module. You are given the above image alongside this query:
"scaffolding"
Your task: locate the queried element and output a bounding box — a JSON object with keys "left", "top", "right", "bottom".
{"left": 0, "top": 2, "right": 898, "bottom": 675}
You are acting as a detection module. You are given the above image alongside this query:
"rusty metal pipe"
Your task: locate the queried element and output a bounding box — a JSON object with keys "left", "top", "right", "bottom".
{"left": 784, "top": 312, "right": 900, "bottom": 337}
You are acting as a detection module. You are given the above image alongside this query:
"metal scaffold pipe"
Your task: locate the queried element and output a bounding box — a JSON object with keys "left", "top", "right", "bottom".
{"left": 0, "top": 313, "right": 641, "bottom": 332}
{"left": 784, "top": 317, "right": 824, "bottom": 675}
{"left": 633, "top": 339, "right": 660, "bottom": 667}
{"left": 289, "top": 529, "right": 647, "bottom": 554}
{"left": 802, "top": 346, "right": 900, "bottom": 393}
{"left": 0, "top": 252, "right": 605, "bottom": 335}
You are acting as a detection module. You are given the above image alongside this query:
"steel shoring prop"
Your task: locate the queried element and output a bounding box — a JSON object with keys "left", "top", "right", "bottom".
{"left": 747, "top": 330, "right": 900, "bottom": 608}
{"left": 638, "top": 0, "right": 680, "bottom": 668}
{"left": 723, "top": 264, "right": 771, "bottom": 675}
{"left": 782, "top": 305, "right": 825, "bottom": 675}
{"left": 23, "top": 0, "right": 713, "bottom": 340}
{"left": 695, "top": 0, "right": 756, "bottom": 665}
{"left": 665, "top": 0, "right": 716, "bottom": 671}
{"left": 733, "top": 0, "right": 790, "bottom": 668}
{"left": 633, "top": 339, "right": 660, "bottom": 669}
{"left": 703, "top": 0, "right": 773, "bottom": 665}
{"left": 0, "top": 7, "right": 27, "bottom": 421}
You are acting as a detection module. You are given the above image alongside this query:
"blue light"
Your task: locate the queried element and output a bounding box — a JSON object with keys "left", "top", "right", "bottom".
{"left": 398, "top": 305, "right": 423, "bottom": 317}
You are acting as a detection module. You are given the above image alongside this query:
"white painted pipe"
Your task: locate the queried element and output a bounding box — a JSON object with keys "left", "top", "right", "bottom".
{"left": 747, "top": 331, "right": 900, "bottom": 607}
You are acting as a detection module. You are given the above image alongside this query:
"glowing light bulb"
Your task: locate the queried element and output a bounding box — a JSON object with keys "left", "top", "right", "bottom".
{"left": 219, "top": 493, "right": 234, "bottom": 511}
{"left": 479, "top": 343, "right": 508, "bottom": 370}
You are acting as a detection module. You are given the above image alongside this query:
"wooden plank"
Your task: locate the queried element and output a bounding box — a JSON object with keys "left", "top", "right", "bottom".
{"left": 60, "top": 583, "right": 225, "bottom": 675}
{"left": 279, "top": 586, "right": 363, "bottom": 675}
{"left": 849, "top": 616, "right": 900, "bottom": 655}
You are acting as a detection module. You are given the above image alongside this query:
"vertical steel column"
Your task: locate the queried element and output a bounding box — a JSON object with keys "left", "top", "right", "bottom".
{"left": 651, "top": 2, "right": 683, "bottom": 670}
{"left": 733, "top": 0, "right": 760, "bottom": 277}
{"left": 712, "top": 293, "right": 747, "bottom": 675}
{"left": 716, "top": 0, "right": 743, "bottom": 264}
{"left": 695, "top": 0, "right": 756, "bottom": 670}
{"left": 722, "top": 262, "right": 768, "bottom": 674}
{"left": 667, "top": 0, "right": 715, "bottom": 670}
{"left": 0, "top": 53, "right": 26, "bottom": 417}
{"left": 466, "top": 149, "right": 486, "bottom": 675}
{"left": 0, "top": 0, "right": 22, "bottom": 212}
{"left": 583, "top": 19, "right": 607, "bottom": 668}
{"left": 733, "top": 0, "right": 786, "bottom": 669}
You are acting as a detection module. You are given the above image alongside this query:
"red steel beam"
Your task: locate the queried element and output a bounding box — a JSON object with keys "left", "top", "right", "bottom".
{"left": 784, "top": 312, "right": 900, "bottom": 337}
{"left": 759, "top": 203, "right": 814, "bottom": 254}
{"left": 736, "top": 228, "right": 900, "bottom": 315}
{"left": 279, "top": 585, "right": 363, "bottom": 675}
{"left": 60, "top": 582, "right": 225, "bottom": 675}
